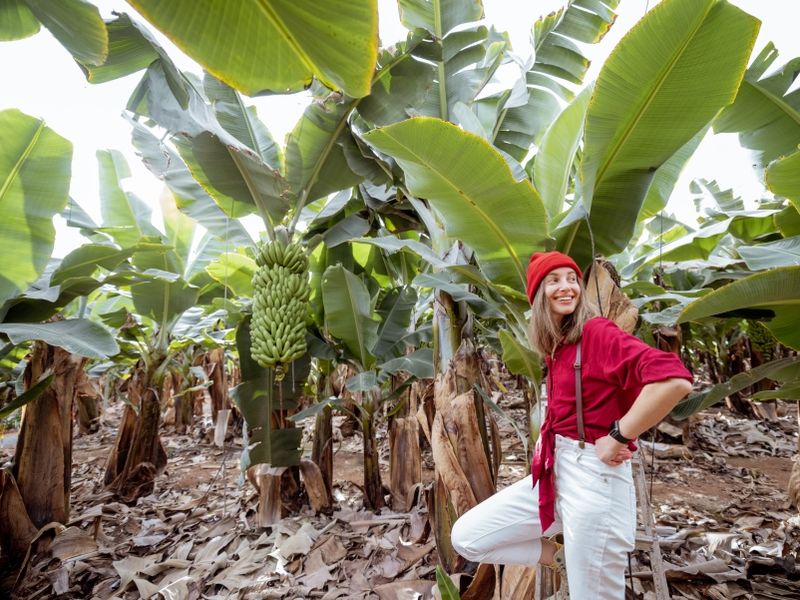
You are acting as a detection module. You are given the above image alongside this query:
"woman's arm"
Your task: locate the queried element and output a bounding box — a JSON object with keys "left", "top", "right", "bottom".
{"left": 595, "top": 377, "right": 693, "bottom": 465}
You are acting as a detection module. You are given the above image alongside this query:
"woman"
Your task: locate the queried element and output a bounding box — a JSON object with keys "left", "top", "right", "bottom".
{"left": 451, "top": 251, "right": 693, "bottom": 599}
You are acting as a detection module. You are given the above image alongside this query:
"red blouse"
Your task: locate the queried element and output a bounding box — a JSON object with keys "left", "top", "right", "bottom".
{"left": 531, "top": 317, "right": 693, "bottom": 532}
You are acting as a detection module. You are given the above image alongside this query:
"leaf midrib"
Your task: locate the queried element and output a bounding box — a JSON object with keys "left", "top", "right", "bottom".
{"left": 592, "top": 1, "right": 714, "bottom": 186}
{"left": 0, "top": 120, "right": 44, "bottom": 205}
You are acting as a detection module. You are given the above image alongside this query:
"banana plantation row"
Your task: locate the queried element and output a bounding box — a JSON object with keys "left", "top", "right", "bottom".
{"left": 1, "top": 0, "right": 799, "bottom": 596}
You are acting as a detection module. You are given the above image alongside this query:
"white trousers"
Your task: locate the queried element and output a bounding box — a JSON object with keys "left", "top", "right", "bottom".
{"left": 451, "top": 435, "right": 636, "bottom": 599}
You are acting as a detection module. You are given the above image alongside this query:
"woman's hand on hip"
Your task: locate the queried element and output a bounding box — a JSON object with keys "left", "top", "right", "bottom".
{"left": 594, "top": 436, "right": 632, "bottom": 466}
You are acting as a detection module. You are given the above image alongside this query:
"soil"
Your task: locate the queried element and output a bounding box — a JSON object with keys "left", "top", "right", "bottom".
{"left": 1, "top": 395, "right": 799, "bottom": 599}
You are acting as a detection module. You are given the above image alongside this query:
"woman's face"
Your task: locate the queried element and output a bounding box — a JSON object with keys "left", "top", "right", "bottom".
{"left": 543, "top": 267, "right": 581, "bottom": 323}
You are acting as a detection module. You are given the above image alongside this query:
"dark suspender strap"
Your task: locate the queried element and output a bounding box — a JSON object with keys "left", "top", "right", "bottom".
{"left": 574, "top": 341, "right": 585, "bottom": 448}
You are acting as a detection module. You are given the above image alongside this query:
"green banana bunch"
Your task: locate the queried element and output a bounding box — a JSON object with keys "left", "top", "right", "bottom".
{"left": 251, "top": 238, "right": 310, "bottom": 379}
{"left": 748, "top": 321, "right": 776, "bottom": 361}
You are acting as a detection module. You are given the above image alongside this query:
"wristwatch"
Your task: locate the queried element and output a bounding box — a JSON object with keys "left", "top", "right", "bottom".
{"left": 609, "top": 420, "right": 633, "bottom": 444}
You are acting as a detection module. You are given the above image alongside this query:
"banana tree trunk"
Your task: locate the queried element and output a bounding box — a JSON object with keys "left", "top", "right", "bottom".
{"left": 0, "top": 341, "right": 84, "bottom": 563}
{"left": 104, "top": 359, "right": 167, "bottom": 502}
{"left": 361, "top": 390, "right": 384, "bottom": 510}
{"left": 389, "top": 377, "right": 422, "bottom": 511}
{"left": 311, "top": 404, "right": 333, "bottom": 503}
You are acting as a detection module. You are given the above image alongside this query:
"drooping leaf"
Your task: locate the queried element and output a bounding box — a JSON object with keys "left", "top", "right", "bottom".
{"left": 0, "top": 0, "right": 39, "bottom": 40}
{"left": 677, "top": 266, "right": 800, "bottom": 350}
{"left": 639, "top": 127, "right": 707, "bottom": 220}
{"left": 130, "top": 122, "right": 252, "bottom": 246}
{"left": 0, "top": 109, "right": 72, "bottom": 305}
{"left": 175, "top": 130, "right": 291, "bottom": 223}
{"left": 232, "top": 316, "right": 306, "bottom": 468}
{"left": 206, "top": 253, "right": 257, "bottom": 298}
{"left": 127, "top": 0, "right": 378, "bottom": 97}
{"left": 97, "top": 149, "right": 160, "bottom": 247}
{"left": 79, "top": 13, "right": 159, "bottom": 83}
{"left": 714, "top": 43, "right": 800, "bottom": 169}
{"left": 498, "top": 329, "right": 541, "bottom": 383}
{"left": 25, "top": 0, "right": 107, "bottom": 66}
{"left": 374, "top": 286, "right": 417, "bottom": 360}
{"left": 50, "top": 244, "right": 134, "bottom": 287}
{"left": 568, "top": 0, "right": 758, "bottom": 264}
{"left": 380, "top": 348, "right": 434, "bottom": 380}
{"left": 321, "top": 265, "right": 379, "bottom": 369}
{"left": 0, "top": 319, "right": 119, "bottom": 358}
{"left": 363, "top": 117, "right": 548, "bottom": 292}
{"left": 533, "top": 86, "right": 591, "bottom": 218}
{"left": 495, "top": 0, "right": 620, "bottom": 159}
{"left": 672, "top": 355, "right": 800, "bottom": 420}
{"left": 766, "top": 151, "right": 800, "bottom": 213}
{"left": 285, "top": 93, "right": 363, "bottom": 207}
{"left": 0, "top": 372, "right": 54, "bottom": 420}
{"left": 203, "top": 74, "right": 282, "bottom": 169}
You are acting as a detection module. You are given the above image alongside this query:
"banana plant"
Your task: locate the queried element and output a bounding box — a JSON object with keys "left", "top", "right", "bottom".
{"left": 302, "top": 263, "right": 432, "bottom": 510}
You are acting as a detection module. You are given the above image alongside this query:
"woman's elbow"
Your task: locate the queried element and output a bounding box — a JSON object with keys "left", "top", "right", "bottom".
{"left": 669, "top": 377, "right": 693, "bottom": 400}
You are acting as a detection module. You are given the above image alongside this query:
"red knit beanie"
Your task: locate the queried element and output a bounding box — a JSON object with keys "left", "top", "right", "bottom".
{"left": 526, "top": 251, "right": 582, "bottom": 303}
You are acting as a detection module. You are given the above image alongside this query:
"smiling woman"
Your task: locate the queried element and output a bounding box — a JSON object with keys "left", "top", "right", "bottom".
{"left": 451, "top": 249, "right": 694, "bottom": 598}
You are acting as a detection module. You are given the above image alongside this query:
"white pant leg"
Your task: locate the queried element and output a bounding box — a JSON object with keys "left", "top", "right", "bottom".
{"left": 450, "top": 475, "right": 562, "bottom": 566}
{"left": 554, "top": 435, "right": 636, "bottom": 600}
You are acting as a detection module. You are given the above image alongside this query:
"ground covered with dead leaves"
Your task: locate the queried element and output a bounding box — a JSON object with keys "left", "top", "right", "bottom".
{"left": 2, "top": 397, "right": 800, "bottom": 599}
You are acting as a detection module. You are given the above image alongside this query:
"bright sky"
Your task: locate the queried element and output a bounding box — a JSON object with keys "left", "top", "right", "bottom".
{"left": 2, "top": 0, "right": 798, "bottom": 257}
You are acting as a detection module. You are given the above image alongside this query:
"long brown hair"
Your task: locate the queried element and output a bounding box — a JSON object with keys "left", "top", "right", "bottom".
{"left": 527, "top": 276, "right": 598, "bottom": 356}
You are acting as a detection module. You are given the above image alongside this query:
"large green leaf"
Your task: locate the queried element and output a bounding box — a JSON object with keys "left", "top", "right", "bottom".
{"left": 205, "top": 253, "right": 256, "bottom": 298}
{"left": 0, "top": 319, "right": 119, "bottom": 358}
{"left": 160, "top": 192, "right": 195, "bottom": 265}
{"left": 498, "top": 329, "right": 541, "bottom": 384}
{"left": 97, "top": 149, "right": 160, "bottom": 247}
{"left": 363, "top": 117, "right": 548, "bottom": 292}
{"left": 0, "top": 0, "right": 39, "bottom": 40}
{"left": 126, "top": 0, "right": 378, "bottom": 98}
{"left": 766, "top": 151, "right": 800, "bottom": 213}
{"left": 232, "top": 316, "right": 305, "bottom": 468}
{"left": 380, "top": 348, "right": 434, "bottom": 380}
{"left": 672, "top": 355, "right": 800, "bottom": 420}
{"left": 79, "top": 13, "right": 159, "bottom": 83}
{"left": 533, "top": 86, "right": 591, "bottom": 218}
{"left": 398, "top": 0, "right": 482, "bottom": 37}
{"left": 568, "top": 0, "right": 758, "bottom": 264}
{"left": 175, "top": 132, "right": 290, "bottom": 223}
{"left": 374, "top": 286, "right": 417, "bottom": 360}
{"left": 714, "top": 43, "right": 800, "bottom": 169}
{"left": 677, "top": 266, "right": 800, "bottom": 350}
{"left": 25, "top": 0, "right": 107, "bottom": 66}
{"left": 0, "top": 109, "right": 72, "bottom": 305}
{"left": 285, "top": 93, "right": 363, "bottom": 208}
{"left": 639, "top": 127, "right": 707, "bottom": 220}
{"left": 50, "top": 244, "right": 134, "bottom": 287}
{"left": 0, "top": 373, "right": 54, "bottom": 420}
{"left": 203, "top": 75, "right": 282, "bottom": 169}
{"left": 495, "top": 0, "right": 619, "bottom": 159}
{"left": 130, "top": 122, "right": 252, "bottom": 246}
{"left": 322, "top": 265, "right": 379, "bottom": 370}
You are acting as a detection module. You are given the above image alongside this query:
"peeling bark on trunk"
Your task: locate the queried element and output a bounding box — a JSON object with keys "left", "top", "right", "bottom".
{"left": 584, "top": 259, "right": 638, "bottom": 332}
{"left": 207, "top": 348, "right": 229, "bottom": 423}
{"left": 13, "top": 342, "right": 84, "bottom": 528}
{"left": 248, "top": 465, "right": 285, "bottom": 527}
{"left": 0, "top": 470, "right": 38, "bottom": 563}
{"left": 104, "top": 361, "right": 167, "bottom": 502}
{"left": 75, "top": 370, "right": 101, "bottom": 435}
{"left": 299, "top": 459, "right": 330, "bottom": 512}
{"left": 389, "top": 416, "right": 422, "bottom": 511}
